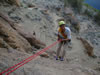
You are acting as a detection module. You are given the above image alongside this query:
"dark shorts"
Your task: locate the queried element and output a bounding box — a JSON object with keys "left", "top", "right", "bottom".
{"left": 61, "top": 39, "right": 71, "bottom": 45}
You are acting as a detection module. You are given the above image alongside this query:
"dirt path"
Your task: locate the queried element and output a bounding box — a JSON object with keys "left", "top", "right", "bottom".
{"left": 16, "top": 34, "right": 98, "bottom": 75}
{"left": 0, "top": 34, "right": 98, "bottom": 75}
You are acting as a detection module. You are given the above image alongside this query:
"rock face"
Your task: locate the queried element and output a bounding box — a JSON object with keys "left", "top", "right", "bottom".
{"left": 0, "top": 20, "right": 32, "bottom": 53}
{"left": 0, "top": 37, "right": 11, "bottom": 51}
{"left": 64, "top": 7, "right": 73, "bottom": 16}
{"left": 0, "top": 12, "right": 46, "bottom": 49}
{"left": 71, "top": 16, "right": 80, "bottom": 32}
{"left": 0, "top": 0, "right": 100, "bottom": 75}
{"left": 0, "top": 0, "right": 20, "bottom": 7}
{"left": 64, "top": 15, "right": 80, "bottom": 32}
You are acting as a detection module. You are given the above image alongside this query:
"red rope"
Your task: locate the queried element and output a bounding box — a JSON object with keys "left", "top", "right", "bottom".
{"left": 0, "top": 40, "right": 61, "bottom": 75}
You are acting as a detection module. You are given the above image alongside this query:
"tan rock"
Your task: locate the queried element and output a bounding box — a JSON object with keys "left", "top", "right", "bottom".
{"left": 40, "top": 52, "right": 49, "bottom": 58}
{"left": 0, "top": 21, "right": 32, "bottom": 53}
{"left": 64, "top": 7, "right": 73, "bottom": 16}
{"left": 0, "top": 12, "right": 46, "bottom": 49}
{"left": 77, "top": 37, "right": 94, "bottom": 56}
{"left": 9, "top": 0, "right": 20, "bottom": 7}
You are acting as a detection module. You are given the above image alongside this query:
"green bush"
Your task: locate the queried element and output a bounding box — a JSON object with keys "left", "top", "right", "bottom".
{"left": 84, "top": 9, "right": 92, "bottom": 17}
{"left": 94, "top": 11, "right": 100, "bottom": 25}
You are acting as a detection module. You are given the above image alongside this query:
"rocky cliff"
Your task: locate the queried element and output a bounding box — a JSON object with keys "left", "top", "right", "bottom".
{"left": 0, "top": 0, "right": 100, "bottom": 75}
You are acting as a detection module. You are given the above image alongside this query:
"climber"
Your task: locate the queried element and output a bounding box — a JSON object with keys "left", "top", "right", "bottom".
{"left": 56, "top": 21, "right": 71, "bottom": 61}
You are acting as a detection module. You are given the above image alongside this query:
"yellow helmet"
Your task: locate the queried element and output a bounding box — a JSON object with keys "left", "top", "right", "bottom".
{"left": 58, "top": 21, "right": 65, "bottom": 26}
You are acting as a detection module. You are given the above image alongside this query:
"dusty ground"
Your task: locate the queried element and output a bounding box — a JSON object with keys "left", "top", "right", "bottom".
{"left": 0, "top": 0, "right": 100, "bottom": 75}
{"left": 0, "top": 34, "right": 99, "bottom": 75}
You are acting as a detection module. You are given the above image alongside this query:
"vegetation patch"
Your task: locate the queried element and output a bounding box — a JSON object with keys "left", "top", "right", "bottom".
{"left": 64, "top": 0, "right": 84, "bottom": 12}
{"left": 94, "top": 11, "right": 100, "bottom": 25}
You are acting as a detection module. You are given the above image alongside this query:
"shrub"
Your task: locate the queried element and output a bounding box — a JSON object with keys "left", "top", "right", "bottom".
{"left": 94, "top": 11, "right": 100, "bottom": 25}
{"left": 64, "top": 0, "right": 84, "bottom": 12}
{"left": 84, "top": 9, "right": 92, "bottom": 17}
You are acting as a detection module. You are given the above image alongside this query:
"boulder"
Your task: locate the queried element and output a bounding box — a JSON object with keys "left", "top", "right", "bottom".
{"left": 13, "top": 0, "right": 20, "bottom": 7}
{"left": 70, "top": 16, "right": 80, "bottom": 31}
{"left": 0, "top": 21, "right": 32, "bottom": 53}
{"left": 77, "top": 37, "right": 94, "bottom": 57}
{"left": 64, "top": 7, "right": 73, "bottom": 16}
{"left": 40, "top": 52, "right": 49, "bottom": 58}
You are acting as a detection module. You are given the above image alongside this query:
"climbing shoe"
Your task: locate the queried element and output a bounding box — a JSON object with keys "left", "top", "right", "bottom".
{"left": 60, "top": 57, "right": 64, "bottom": 61}
{"left": 55, "top": 56, "right": 58, "bottom": 60}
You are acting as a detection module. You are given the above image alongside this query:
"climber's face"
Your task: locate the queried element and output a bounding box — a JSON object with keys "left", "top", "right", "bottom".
{"left": 60, "top": 24, "right": 65, "bottom": 31}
